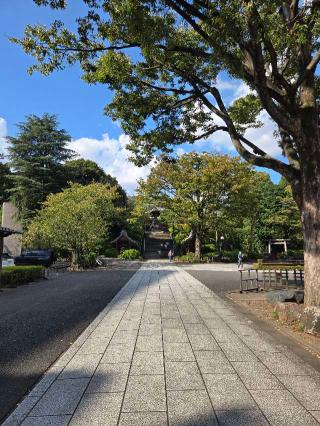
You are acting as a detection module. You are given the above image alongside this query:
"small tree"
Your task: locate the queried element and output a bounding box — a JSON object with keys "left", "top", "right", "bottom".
{"left": 24, "top": 183, "right": 122, "bottom": 266}
{"left": 7, "top": 114, "right": 74, "bottom": 223}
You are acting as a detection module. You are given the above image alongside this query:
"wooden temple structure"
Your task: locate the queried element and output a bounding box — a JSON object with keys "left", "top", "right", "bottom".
{"left": 111, "top": 229, "right": 138, "bottom": 252}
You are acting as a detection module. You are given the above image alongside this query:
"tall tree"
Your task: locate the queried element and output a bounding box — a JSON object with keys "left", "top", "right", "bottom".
{"left": 63, "top": 158, "right": 128, "bottom": 206}
{"left": 137, "top": 153, "right": 257, "bottom": 256}
{"left": 14, "top": 1, "right": 320, "bottom": 306}
{"left": 7, "top": 114, "right": 74, "bottom": 223}
{"left": 0, "top": 163, "right": 12, "bottom": 206}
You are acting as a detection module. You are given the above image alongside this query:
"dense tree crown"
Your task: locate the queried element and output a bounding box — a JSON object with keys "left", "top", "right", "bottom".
{"left": 7, "top": 114, "right": 74, "bottom": 223}
{"left": 24, "top": 183, "right": 123, "bottom": 266}
{"left": 134, "top": 153, "right": 302, "bottom": 256}
{"left": 63, "top": 158, "right": 128, "bottom": 206}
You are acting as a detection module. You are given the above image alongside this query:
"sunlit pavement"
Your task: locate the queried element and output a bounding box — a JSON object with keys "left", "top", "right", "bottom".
{"left": 5, "top": 265, "right": 320, "bottom": 426}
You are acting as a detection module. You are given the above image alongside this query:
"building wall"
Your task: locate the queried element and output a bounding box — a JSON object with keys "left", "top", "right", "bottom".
{"left": 1, "top": 202, "right": 22, "bottom": 256}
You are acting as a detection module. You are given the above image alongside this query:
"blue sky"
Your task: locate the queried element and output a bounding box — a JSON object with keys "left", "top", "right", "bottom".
{"left": 0, "top": 0, "right": 281, "bottom": 193}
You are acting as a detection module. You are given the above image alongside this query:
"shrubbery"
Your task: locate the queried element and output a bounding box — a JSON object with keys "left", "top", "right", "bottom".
{"left": 176, "top": 253, "right": 200, "bottom": 263}
{"left": 118, "top": 249, "right": 141, "bottom": 260}
{"left": 1, "top": 266, "right": 44, "bottom": 288}
{"left": 103, "top": 248, "right": 119, "bottom": 258}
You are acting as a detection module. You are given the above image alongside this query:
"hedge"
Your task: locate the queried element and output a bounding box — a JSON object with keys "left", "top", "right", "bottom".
{"left": 118, "top": 249, "right": 142, "bottom": 260}
{"left": 0, "top": 266, "right": 45, "bottom": 288}
{"left": 252, "top": 263, "right": 304, "bottom": 271}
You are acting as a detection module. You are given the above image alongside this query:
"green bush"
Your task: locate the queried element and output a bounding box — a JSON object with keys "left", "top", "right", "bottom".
{"left": 1, "top": 266, "right": 44, "bottom": 288}
{"left": 222, "top": 250, "right": 240, "bottom": 263}
{"left": 118, "top": 249, "right": 142, "bottom": 260}
{"left": 103, "top": 248, "right": 118, "bottom": 258}
{"left": 176, "top": 253, "right": 200, "bottom": 263}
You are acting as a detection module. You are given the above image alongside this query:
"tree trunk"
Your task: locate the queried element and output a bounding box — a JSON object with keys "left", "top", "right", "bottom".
{"left": 195, "top": 232, "right": 201, "bottom": 258}
{"left": 299, "top": 105, "right": 320, "bottom": 307}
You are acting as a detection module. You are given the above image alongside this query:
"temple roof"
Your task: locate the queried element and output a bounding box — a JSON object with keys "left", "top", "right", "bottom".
{"left": 111, "top": 229, "right": 138, "bottom": 246}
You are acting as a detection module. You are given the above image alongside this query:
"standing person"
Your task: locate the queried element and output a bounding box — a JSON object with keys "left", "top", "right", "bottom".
{"left": 168, "top": 249, "right": 174, "bottom": 263}
{"left": 238, "top": 251, "right": 243, "bottom": 269}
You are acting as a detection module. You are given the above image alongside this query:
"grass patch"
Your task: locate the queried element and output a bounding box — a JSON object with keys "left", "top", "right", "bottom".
{"left": 271, "top": 310, "right": 279, "bottom": 320}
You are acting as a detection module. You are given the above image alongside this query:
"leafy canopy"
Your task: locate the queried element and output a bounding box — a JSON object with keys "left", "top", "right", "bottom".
{"left": 24, "top": 182, "right": 123, "bottom": 262}
{"left": 13, "top": 0, "right": 320, "bottom": 193}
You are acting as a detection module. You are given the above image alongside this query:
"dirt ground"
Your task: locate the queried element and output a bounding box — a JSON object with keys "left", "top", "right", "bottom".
{"left": 228, "top": 291, "right": 320, "bottom": 360}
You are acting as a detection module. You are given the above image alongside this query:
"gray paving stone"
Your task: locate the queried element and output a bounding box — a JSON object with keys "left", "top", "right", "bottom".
{"left": 162, "top": 318, "right": 184, "bottom": 329}
{"left": 29, "top": 378, "right": 89, "bottom": 416}
{"left": 86, "top": 362, "right": 130, "bottom": 393}
{"left": 70, "top": 392, "right": 123, "bottom": 425}
{"left": 232, "top": 362, "right": 284, "bottom": 390}
{"left": 166, "top": 361, "right": 205, "bottom": 390}
{"left": 257, "top": 352, "right": 317, "bottom": 376}
{"left": 310, "top": 411, "right": 320, "bottom": 422}
{"left": 195, "top": 350, "right": 234, "bottom": 374}
{"left": 219, "top": 342, "right": 258, "bottom": 362}
{"left": 110, "top": 330, "right": 137, "bottom": 345}
{"left": 181, "top": 314, "right": 203, "bottom": 324}
{"left": 164, "top": 342, "right": 195, "bottom": 361}
{"left": 167, "top": 390, "right": 218, "bottom": 426}
{"left": 184, "top": 323, "right": 210, "bottom": 335}
{"left": 119, "top": 412, "right": 167, "bottom": 426}
{"left": 251, "top": 389, "right": 319, "bottom": 426}
{"left": 141, "top": 314, "right": 161, "bottom": 324}
{"left": 278, "top": 375, "right": 320, "bottom": 410}
{"left": 117, "top": 319, "right": 140, "bottom": 331}
{"left": 2, "top": 397, "right": 40, "bottom": 426}
{"left": 189, "top": 334, "right": 220, "bottom": 351}
{"left": 77, "top": 337, "right": 111, "bottom": 355}
{"left": 21, "top": 415, "right": 71, "bottom": 426}
{"left": 122, "top": 375, "right": 166, "bottom": 412}
{"left": 131, "top": 351, "right": 164, "bottom": 375}
{"left": 90, "top": 325, "right": 117, "bottom": 339}
{"left": 136, "top": 334, "right": 163, "bottom": 351}
{"left": 101, "top": 343, "right": 134, "bottom": 363}
{"left": 139, "top": 322, "right": 162, "bottom": 335}
{"left": 162, "top": 328, "right": 188, "bottom": 343}
{"left": 28, "top": 367, "right": 62, "bottom": 397}
{"left": 204, "top": 374, "right": 257, "bottom": 410}
{"left": 209, "top": 327, "right": 238, "bottom": 343}
{"left": 58, "top": 353, "right": 102, "bottom": 379}
{"left": 215, "top": 410, "right": 269, "bottom": 426}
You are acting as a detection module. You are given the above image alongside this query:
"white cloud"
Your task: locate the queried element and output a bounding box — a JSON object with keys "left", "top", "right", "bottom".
{"left": 68, "top": 132, "right": 152, "bottom": 193}
{"left": 204, "top": 111, "right": 281, "bottom": 157}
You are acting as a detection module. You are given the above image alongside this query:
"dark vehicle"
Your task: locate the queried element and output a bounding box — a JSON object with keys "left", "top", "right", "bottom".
{"left": 14, "top": 250, "right": 55, "bottom": 267}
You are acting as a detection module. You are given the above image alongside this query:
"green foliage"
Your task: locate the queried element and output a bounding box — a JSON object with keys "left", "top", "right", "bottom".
{"left": 7, "top": 114, "right": 74, "bottom": 223}
{"left": 176, "top": 253, "right": 200, "bottom": 263}
{"left": 0, "top": 163, "right": 12, "bottom": 205}
{"left": 1, "top": 265, "right": 44, "bottom": 288}
{"left": 136, "top": 152, "right": 258, "bottom": 256}
{"left": 271, "top": 310, "right": 279, "bottom": 320}
{"left": 12, "top": 0, "right": 320, "bottom": 174}
{"left": 103, "top": 247, "right": 119, "bottom": 258}
{"left": 118, "top": 248, "right": 141, "bottom": 260}
{"left": 63, "top": 159, "right": 127, "bottom": 207}
{"left": 24, "top": 183, "right": 123, "bottom": 267}
{"left": 222, "top": 250, "right": 240, "bottom": 263}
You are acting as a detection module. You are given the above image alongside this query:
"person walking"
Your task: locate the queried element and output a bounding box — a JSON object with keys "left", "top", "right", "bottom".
{"left": 168, "top": 249, "right": 174, "bottom": 263}
{"left": 238, "top": 251, "right": 243, "bottom": 269}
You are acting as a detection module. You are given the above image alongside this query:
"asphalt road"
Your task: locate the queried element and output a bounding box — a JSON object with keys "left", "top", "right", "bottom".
{"left": 0, "top": 269, "right": 138, "bottom": 422}
{"left": 186, "top": 269, "right": 240, "bottom": 296}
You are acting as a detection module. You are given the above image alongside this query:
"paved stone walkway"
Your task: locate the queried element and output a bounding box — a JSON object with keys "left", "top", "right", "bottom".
{"left": 4, "top": 266, "right": 320, "bottom": 426}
